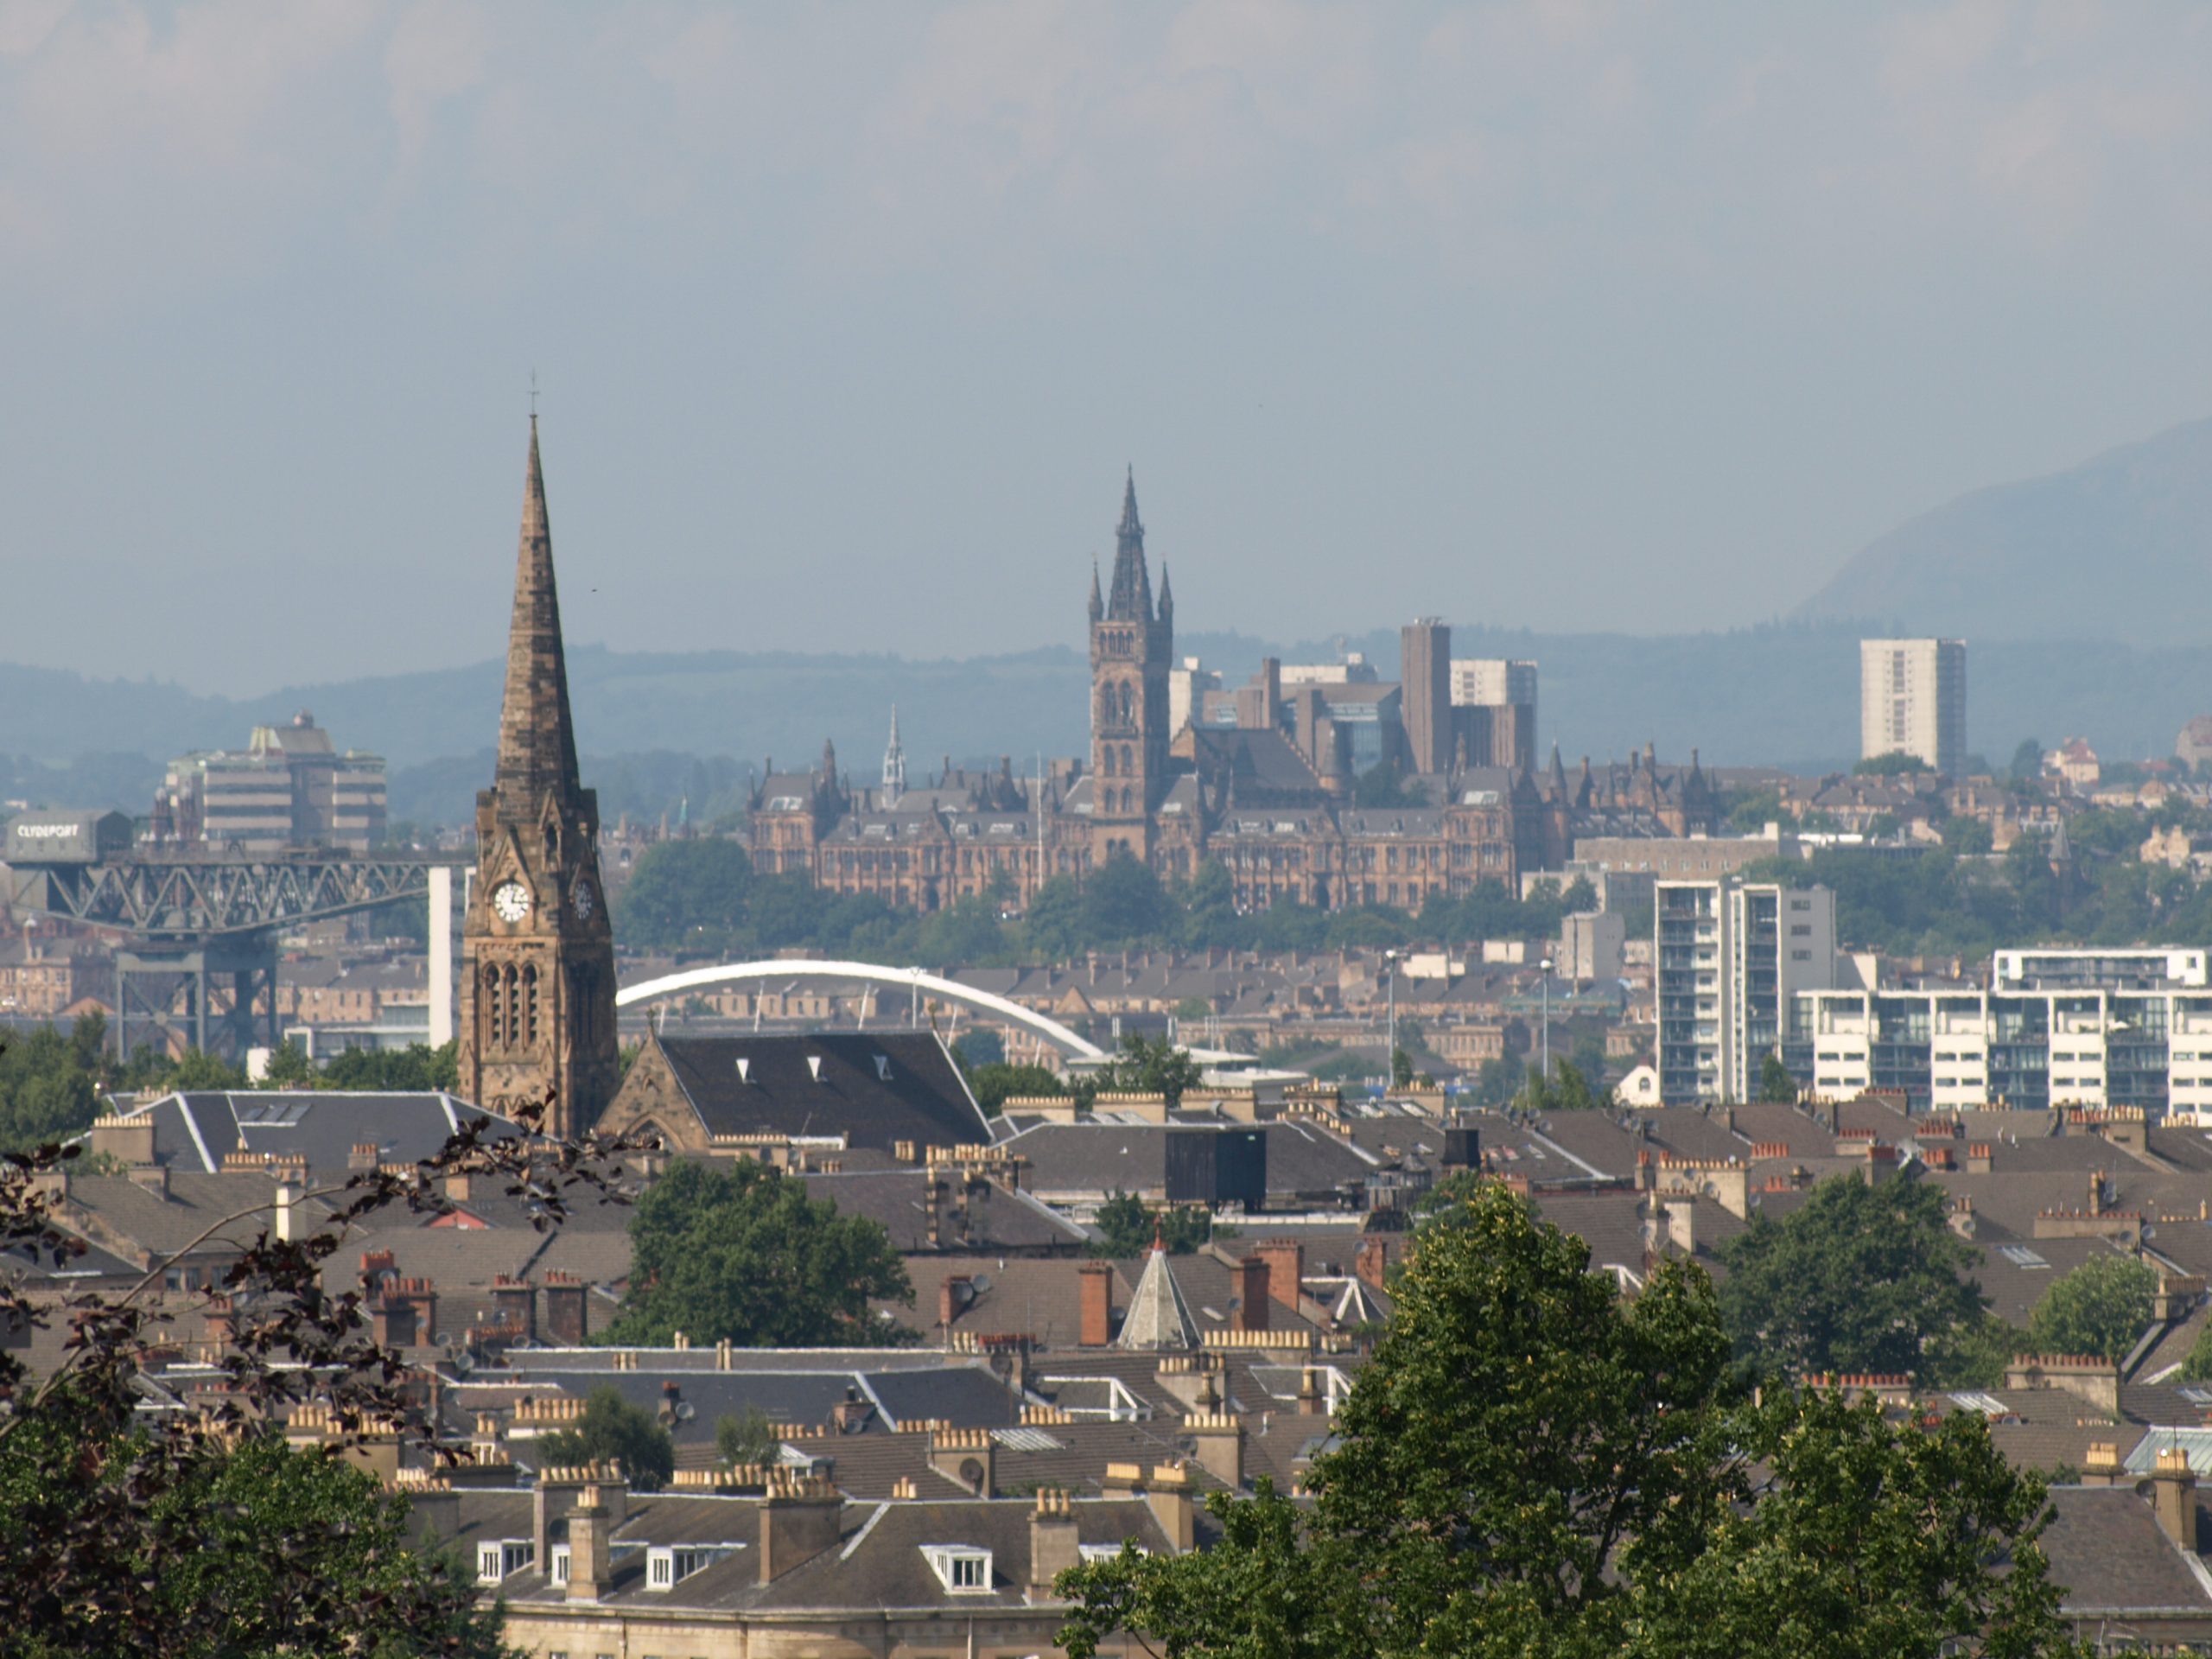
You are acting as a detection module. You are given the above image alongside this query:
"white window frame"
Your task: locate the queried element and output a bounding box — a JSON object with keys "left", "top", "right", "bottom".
{"left": 922, "top": 1544, "right": 995, "bottom": 1592}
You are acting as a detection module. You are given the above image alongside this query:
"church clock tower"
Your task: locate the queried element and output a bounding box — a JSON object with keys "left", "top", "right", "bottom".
{"left": 456, "top": 418, "right": 620, "bottom": 1135}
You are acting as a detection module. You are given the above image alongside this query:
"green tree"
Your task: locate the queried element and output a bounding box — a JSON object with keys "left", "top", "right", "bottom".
{"left": 1854, "top": 751, "right": 1931, "bottom": 777}
{"left": 1096, "top": 1033, "right": 1204, "bottom": 1109}
{"left": 2010, "top": 738, "right": 2045, "bottom": 784}
{"left": 2177, "top": 1320, "right": 2212, "bottom": 1383}
{"left": 537, "top": 1383, "right": 677, "bottom": 1491}
{"left": 1390, "top": 1046, "right": 1414, "bottom": 1088}
{"left": 1084, "top": 850, "right": 1169, "bottom": 944}
{"left": 0, "top": 1400, "right": 505, "bottom": 1658}
{"left": 1718, "top": 1175, "right": 1986, "bottom": 1383}
{"left": 1927, "top": 1311, "right": 2031, "bottom": 1389}
{"left": 1758, "top": 1052, "right": 1796, "bottom": 1103}
{"left": 1090, "top": 1190, "right": 1212, "bottom": 1256}
{"left": 0, "top": 1024, "right": 100, "bottom": 1154}
{"left": 601, "top": 1159, "right": 913, "bottom": 1348}
{"left": 964, "top": 1061, "right": 1063, "bottom": 1115}
{"left": 255, "top": 1039, "right": 321, "bottom": 1090}
{"left": 715, "top": 1404, "right": 780, "bottom": 1468}
{"left": 1942, "top": 816, "right": 1996, "bottom": 855}
{"left": 1058, "top": 1184, "right": 2080, "bottom": 1659}
{"left": 2025, "top": 1254, "right": 2158, "bottom": 1365}
{"left": 1523, "top": 1057, "right": 1605, "bottom": 1111}
{"left": 1354, "top": 760, "right": 1427, "bottom": 808}
{"left": 321, "top": 1040, "right": 461, "bottom": 1092}
{"left": 1621, "top": 1387, "right": 2079, "bottom": 1659}
{"left": 168, "top": 1048, "right": 250, "bottom": 1090}
{"left": 619, "top": 836, "right": 754, "bottom": 950}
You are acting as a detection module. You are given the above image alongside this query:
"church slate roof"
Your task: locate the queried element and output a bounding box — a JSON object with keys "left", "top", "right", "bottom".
{"left": 647, "top": 1032, "right": 992, "bottom": 1154}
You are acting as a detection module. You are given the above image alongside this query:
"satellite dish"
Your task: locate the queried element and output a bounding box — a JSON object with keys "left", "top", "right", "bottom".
{"left": 451, "top": 1351, "right": 474, "bottom": 1376}
{"left": 951, "top": 1281, "right": 976, "bottom": 1307}
{"left": 971, "top": 1274, "right": 994, "bottom": 1295}
{"left": 676, "top": 1401, "right": 696, "bottom": 1421}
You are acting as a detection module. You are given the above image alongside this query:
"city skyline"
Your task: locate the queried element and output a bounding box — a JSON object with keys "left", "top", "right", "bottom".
{"left": 4, "top": 3, "right": 2212, "bottom": 692}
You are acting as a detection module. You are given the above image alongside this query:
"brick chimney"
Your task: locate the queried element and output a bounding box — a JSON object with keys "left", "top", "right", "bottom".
{"left": 348, "top": 1141, "right": 379, "bottom": 1173}
{"left": 1297, "top": 1365, "right": 1325, "bottom": 1415}
{"left": 1186, "top": 1411, "right": 1245, "bottom": 1489}
{"left": 1028, "top": 1488, "right": 1082, "bottom": 1602}
{"left": 759, "top": 1472, "right": 842, "bottom": 1582}
{"left": 940, "top": 1274, "right": 972, "bottom": 1332}
{"left": 565, "top": 1486, "right": 612, "bottom": 1601}
{"left": 1255, "top": 1239, "right": 1305, "bottom": 1315}
{"left": 1355, "top": 1236, "right": 1388, "bottom": 1292}
{"left": 2152, "top": 1446, "right": 2199, "bottom": 1552}
{"left": 1231, "top": 1256, "right": 1269, "bottom": 1332}
{"left": 543, "top": 1270, "right": 588, "bottom": 1345}
{"left": 491, "top": 1274, "right": 534, "bottom": 1342}
{"left": 1078, "top": 1261, "right": 1114, "bottom": 1347}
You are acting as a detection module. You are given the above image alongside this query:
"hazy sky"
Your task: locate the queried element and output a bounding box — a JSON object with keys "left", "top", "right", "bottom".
{"left": 5, "top": 1, "right": 2211, "bottom": 696}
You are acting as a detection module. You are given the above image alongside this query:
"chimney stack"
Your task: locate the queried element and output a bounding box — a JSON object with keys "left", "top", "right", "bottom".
{"left": 1078, "top": 1261, "right": 1114, "bottom": 1347}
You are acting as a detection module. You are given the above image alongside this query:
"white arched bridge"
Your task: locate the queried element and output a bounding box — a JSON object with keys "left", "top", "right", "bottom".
{"left": 615, "top": 959, "right": 1108, "bottom": 1062}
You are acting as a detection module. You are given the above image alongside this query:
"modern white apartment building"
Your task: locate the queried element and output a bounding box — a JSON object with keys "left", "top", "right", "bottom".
{"left": 1656, "top": 879, "right": 1839, "bottom": 1103}
{"left": 1796, "top": 949, "right": 2212, "bottom": 1115}
{"left": 1859, "top": 638, "right": 1967, "bottom": 778}
{"left": 1449, "top": 658, "right": 1538, "bottom": 711}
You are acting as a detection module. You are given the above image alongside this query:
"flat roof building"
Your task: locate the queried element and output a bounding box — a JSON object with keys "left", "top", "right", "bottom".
{"left": 1860, "top": 638, "right": 1967, "bottom": 779}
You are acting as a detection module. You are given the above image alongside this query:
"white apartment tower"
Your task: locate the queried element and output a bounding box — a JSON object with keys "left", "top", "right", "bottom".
{"left": 1860, "top": 638, "right": 1967, "bottom": 778}
{"left": 1656, "top": 879, "right": 1838, "bottom": 1104}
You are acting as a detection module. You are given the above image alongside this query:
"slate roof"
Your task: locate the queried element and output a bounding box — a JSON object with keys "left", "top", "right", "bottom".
{"left": 2043, "top": 1485, "right": 2212, "bottom": 1618}
{"left": 1000, "top": 1120, "right": 1376, "bottom": 1205}
{"left": 797, "top": 1169, "right": 1090, "bottom": 1254}
{"left": 109, "top": 1090, "right": 514, "bottom": 1179}
{"left": 651, "top": 1033, "right": 991, "bottom": 1153}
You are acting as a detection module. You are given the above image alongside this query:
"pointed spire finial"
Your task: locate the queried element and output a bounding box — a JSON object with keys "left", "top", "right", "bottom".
{"left": 492, "top": 415, "right": 582, "bottom": 816}
{"left": 1105, "top": 470, "right": 1153, "bottom": 622}
{"left": 1088, "top": 556, "right": 1104, "bottom": 624}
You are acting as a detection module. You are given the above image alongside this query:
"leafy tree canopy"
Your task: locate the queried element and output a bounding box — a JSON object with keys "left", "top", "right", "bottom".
{"left": 0, "top": 1023, "right": 102, "bottom": 1154}
{"left": 1084, "top": 1033, "right": 1204, "bottom": 1109}
{"left": 1059, "top": 1183, "right": 2076, "bottom": 1659}
{"left": 963, "top": 1060, "right": 1064, "bottom": 1116}
{"left": 1758, "top": 1051, "right": 1797, "bottom": 1103}
{"left": 1090, "top": 1190, "right": 1214, "bottom": 1256}
{"left": 538, "top": 1383, "right": 677, "bottom": 1491}
{"left": 1854, "top": 750, "right": 1934, "bottom": 776}
{"left": 715, "top": 1405, "right": 780, "bottom": 1468}
{"left": 1718, "top": 1175, "right": 1986, "bottom": 1384}
{"left": 2025, "top": 1254, "right": 2159, "bottom": 1365}
{"left": 601, "top": 1158, "right": 913, "bottom": 1348}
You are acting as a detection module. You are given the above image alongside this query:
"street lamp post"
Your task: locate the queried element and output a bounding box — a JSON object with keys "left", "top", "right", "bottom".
{"left": 1539, "top": 956, "right": 1554, "bottom": 1084}
{"left": 1385, "top": 948, "right": 1402, "bottom": 1089}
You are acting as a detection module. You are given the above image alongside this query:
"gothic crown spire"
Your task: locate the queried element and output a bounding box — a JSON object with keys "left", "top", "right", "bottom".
{"left": 1105, "top": 466, "right": 1154, "bottom": 624}
{"left": 492, "top": 416, "right": 585, "bottom": 818}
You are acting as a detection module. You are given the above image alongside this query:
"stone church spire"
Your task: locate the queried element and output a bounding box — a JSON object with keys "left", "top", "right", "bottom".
{"left": 493, "top": 416, "right": 584, "bottom": 818}
{"left": 882, "top": 705, "right": 906, "bottom": 805}
{"left": 1106, "top": 466, "right": 1154, "bottom": 622}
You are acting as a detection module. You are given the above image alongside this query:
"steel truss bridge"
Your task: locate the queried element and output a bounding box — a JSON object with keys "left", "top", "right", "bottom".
{"left": 6, "top": 851, "right": 465, "bottom": 1061}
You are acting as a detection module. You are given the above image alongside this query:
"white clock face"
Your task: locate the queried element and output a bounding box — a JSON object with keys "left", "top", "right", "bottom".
{"left": 572, "top": 880, "right": 596, "bottom": 920}
{"left": 491, "top": 880, "right": 532, "bottom": 923}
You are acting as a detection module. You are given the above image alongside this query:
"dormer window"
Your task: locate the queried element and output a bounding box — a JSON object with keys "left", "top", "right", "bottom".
{"left": 922, "top": 1545, "right": 994, "bottom": 1592}
{"left": 645, "top": 1544, "right": 737, "bottom": 1590}
{"left": 477, "top": 1540, "right": 534, "bottom": 1584}
{"left": 735, "top": 1057, "right": 751, "bottom": 1084}
{"left": 807, "top": 1055, "right": 823, "bottom": 1081}
{"left": 874, "top": 1054, "right": 892, "bottom": 1082}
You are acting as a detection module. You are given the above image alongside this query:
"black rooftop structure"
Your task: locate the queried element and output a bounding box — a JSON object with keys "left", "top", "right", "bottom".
{"left": 636, "top": 1031, "right": 992, "bottom": 1154}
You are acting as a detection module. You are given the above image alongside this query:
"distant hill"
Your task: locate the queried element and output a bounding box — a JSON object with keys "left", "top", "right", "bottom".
{"left": 1796, "top": 416, "right": 2212, "bottom": 645}
{"left": 10, "top": 624, "right": 2212, "bottom": 829}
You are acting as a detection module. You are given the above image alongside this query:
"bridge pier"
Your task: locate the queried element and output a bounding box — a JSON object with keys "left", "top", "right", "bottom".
{"left": 114, "top": 934, "right": 277, "bottom": 1064}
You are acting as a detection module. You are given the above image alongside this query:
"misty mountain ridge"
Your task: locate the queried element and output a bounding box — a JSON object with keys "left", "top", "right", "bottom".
{"left": 9, "top": 416, "right": 2212, "bottom": 824}
{"left": 1797, "top": 415, "right": 2212, "bottom": 644}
